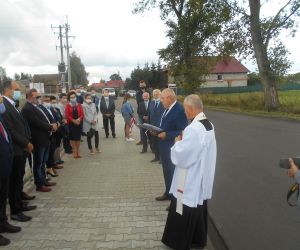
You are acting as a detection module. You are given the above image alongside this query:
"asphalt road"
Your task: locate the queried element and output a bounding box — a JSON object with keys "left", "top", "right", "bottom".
{"left": 207, "top": 109, "right": 300, "bottom": 250}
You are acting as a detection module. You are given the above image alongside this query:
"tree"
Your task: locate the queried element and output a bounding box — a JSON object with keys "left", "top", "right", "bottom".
{"left": 14, "top": 73, "right": 21, "bottom": 81}
{"left": 134, "top": 0, "right": 233, "bottom": 93}
{"left": 68, "top": 51, "right": 89, "bottom": 86}
{"left": 110, "top": 73, "right": 122, "bottom": 81}
{"left": 224, "top": 0, "right": 300, "bottom": 110}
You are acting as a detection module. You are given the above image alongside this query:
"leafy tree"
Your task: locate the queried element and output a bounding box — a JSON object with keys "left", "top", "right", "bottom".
{"left": 134, "top": 0, "right": 233, "bottom": 93}
{"left": 14, "top": 73, "right": 21, "bottom": 81}
{"left": 110, "top": 73, "right": 122, "bottom": 81}
{"left": 68, "top": 51, "right": 89, "bottom": 87}
{"left": 223, "top": 0, "right": 300, "bottom": 110}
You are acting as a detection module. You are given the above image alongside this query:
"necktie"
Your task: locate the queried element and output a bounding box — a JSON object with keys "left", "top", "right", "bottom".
{"left": 155, "top": 101, "right": 159, "bottom": 109}
{"left": 159, "top": 109, "right": 169, "bottom": 127}
{"left": 0, "top": 122, "right": 8, "bottom": 142}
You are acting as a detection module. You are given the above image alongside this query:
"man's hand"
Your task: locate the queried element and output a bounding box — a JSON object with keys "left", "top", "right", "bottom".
{"left": 92, "top": 121, "right": 97, "bottom": 125}
{"left": 51, "top": 123, "right": 58, "bottom": 131}
{"left": 287, "top": 158, "right": 298, "bottom": 178}
{"left": 143, "top": 116, "right": 148, "bottom": 121}
{"left": 158, "top": 132, "right": 166, "bottom": 140}
{"left": 175, "top": 135, "right": 182, "bottom": 142}
{"left": 25, "top": 142, "right": 34, "bottom": 153}
{"left": 106, "top": 114, "right": 111, "bottom": 117}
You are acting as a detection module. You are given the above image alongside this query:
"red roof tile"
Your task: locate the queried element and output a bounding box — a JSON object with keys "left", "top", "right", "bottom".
{"left": 211, "top": 57, "right": 249, "bottom": 74}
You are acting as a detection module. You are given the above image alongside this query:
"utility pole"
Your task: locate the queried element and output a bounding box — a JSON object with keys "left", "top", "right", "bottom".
{"left": 51, "top": 24, "right": 66, "bottom": 93}
{"left": 65, "top": 20, "right": 72, "bottom": 90}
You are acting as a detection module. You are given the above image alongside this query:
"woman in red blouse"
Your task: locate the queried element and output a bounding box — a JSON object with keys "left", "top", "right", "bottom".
{"left": 65, "top": 91, "right": 84, "bottom": 158}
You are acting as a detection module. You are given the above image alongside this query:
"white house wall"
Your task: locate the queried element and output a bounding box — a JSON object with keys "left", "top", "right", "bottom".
{"left": 202, "top": 73, "right": 247, "bottom": 88}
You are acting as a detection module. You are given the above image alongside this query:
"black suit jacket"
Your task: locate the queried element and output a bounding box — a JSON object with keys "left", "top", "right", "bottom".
{"left": 137, "top": 101, "right": 150, "bottom": 123}
{"left": 2, "top": 97, "right": 31, "bottom": 156}
{"left": 100, "top": 96, "right": 115, "bottom": 117}
{"left": 21, "top": 102, "right": 52, "bottom": 147}
{"left": 0, "top": 115, "right": 14, "bottom": 177}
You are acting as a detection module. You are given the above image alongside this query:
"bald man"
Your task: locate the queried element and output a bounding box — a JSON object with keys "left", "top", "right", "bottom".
{"left": 156, "top": 88, "right": 188, "bottom": 201}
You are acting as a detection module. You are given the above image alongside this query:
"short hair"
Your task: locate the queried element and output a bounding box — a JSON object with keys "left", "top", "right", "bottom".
{"left": 67, "top": 91, "right": 76, "bottom": 101}
{"left": 26, "top": 88, "right": 38, "bottom": 99}
{"left": 59, "top": 93, "right": 67, "bottom": 99}
{"left": 184, "top": 94, "right": 203, "bottom": 110}
{"left": 85, "top": 93, "right": 91, "bottom": 99}
{"left": 152, "top": 89, "right": 161, "bottom": 95}
{"left": 2, "top": 80, "right": 13, "bottom": 93}
{"left": 50, "top": 95, "right": 56, "bottom": 101}
{"left": 162, "top": 88, "right": 176, "bottom": 100}
{"left": 139, "top": 80, "right": 146, "bottom": 84}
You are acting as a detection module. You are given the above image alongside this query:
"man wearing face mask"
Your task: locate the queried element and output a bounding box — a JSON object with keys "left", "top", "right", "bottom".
{"left": 0, "top": 95, "right": 21, "bottom": 246}
{"left": 2, "top": 81, "right": 36, "bottom": 223}
{"left": 38, "top": 96, "right": 62, "bottom": 178}
{"left": 75, "top": 89, "right": 84, "bottom": 104}
{"left": 22, "top": 89, "right": 58, "bottom": 193}
{"left": 135, "top": 80, "right": 151, "bottom": 145}
{"left": 100, "top": 89, "right": 116, "bottom": 138}
{"left": 91, "top": 90, "right": 100, "bottom": 113}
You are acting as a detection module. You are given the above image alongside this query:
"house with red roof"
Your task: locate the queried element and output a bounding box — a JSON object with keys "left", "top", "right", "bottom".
{"left": 91, "top": 80, "right": 124, "bottom": 90}
{"left": 167, "top": 56, "right": 249, "bottom": 88}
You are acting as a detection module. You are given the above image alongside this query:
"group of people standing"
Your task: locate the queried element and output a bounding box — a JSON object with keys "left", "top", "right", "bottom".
{"left": 121, "top": 80, "right": 217, "bottom": 250}
{"left": 0, "top": 81, "right": 116, "bottom": 246}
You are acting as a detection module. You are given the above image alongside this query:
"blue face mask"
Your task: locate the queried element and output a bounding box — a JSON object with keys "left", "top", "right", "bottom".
{"left": 13, "top": 90, "right": 21, "bottom": 101}
{"left": 0, "top": 103, "right": 6, "bottom": 114}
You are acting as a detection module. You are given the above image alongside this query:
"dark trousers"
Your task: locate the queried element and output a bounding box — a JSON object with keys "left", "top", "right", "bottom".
{"left": 63, "top": 136, "right": 72, "bottom": 153}
{"left": 150, "top": 135, "right": 160, "bottom": 160}
{"left": 9, "top": 155, "right": 27, "bottom": 215}
{"left": 141, "top": 128, "right": 148, "bottom": 152}
{"left": 33, "top": 145, "right": 49, "bottom": 188}
{"left": 0, "top": 177, "right": 9, "bottom": 227}
{"left": 87, "top": 131, "right": 99, "bottom": 150}
{"left": 47, "top": 136, "right": 56, "bottom": 168}
{"left": 103, "top": 116, "right": 115, "bottom": 137}
{"left": 161, "top": 154, "right": 175, "bottom": 197}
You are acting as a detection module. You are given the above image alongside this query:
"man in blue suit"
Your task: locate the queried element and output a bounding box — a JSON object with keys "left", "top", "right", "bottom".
{"left": 148, "top": 89, "right": 165, "bottom": 162}
{"left": 156, "top": 88, "right": 188, "bottom": 201}
{"left": 0, "top": 96, "right": 21, "bottom": 246}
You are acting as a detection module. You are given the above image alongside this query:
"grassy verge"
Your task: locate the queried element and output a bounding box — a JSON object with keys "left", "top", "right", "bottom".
{"left": 178, "top": 90, "right": 300, "bottom": 121}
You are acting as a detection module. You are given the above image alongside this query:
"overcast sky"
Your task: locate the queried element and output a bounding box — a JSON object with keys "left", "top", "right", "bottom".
{"left": 0, "top": 0, "right": 299, "bottom": 83}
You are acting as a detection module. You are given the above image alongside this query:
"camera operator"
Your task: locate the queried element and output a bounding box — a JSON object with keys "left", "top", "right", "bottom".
{"left": 287, "top": 159, "right": 300, "bottom": 207}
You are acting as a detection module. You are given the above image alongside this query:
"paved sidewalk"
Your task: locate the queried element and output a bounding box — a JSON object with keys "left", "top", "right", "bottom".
{"left": 4, "top": 112, "right": 213, "bottom": 250}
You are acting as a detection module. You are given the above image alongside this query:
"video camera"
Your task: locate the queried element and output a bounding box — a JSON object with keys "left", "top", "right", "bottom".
{"left": 279, "top": 157, "right": 300, "bottom": 169}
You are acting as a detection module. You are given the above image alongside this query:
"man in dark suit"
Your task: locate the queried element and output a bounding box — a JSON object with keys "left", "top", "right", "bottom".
{"left": 135, "top": 80, "right": 151, "bottom": 145}
{"left": 91, "top": 90, "right": 100, "bottom": 113}
{"left": 100, "top": 89, "right": 116, "bottom": 138}
{"left": 22, "top": 89, "right": 57, "bottom": 192}
{"left": 0, "top": 96, "right": 21, "bottom": 246}
{"left": 2, "top": 81, "right": 36, "bottom": 223}
{"left": 148, "top": 89, "right": 165, "bottom": 162}
{"left": 156, "top": 88, "right": 188, "bottom": 201}
{"left": 39, "top": 95, "right": 62, "bottom": 177}
{"left": 137, "top": 92, "right": 150, "bottom": 153}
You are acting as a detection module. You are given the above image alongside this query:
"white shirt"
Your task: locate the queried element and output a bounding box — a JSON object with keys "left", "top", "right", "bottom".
{"left": 170, "top": 112, "right": 217, "bottom": 207}
{"left": 3, "top": 96, "right": 19, "bottom": 113}
{"left": 159, "top": 100, "right": 177, "bottom": 126}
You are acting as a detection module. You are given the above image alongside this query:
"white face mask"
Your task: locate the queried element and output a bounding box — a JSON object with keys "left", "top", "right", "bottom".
{"left": 86, "top": 99, "right": 92, "bottom": 104}
{"left": 37, "top": 99, "right": 42, "bottom": 105}
{"left": 43, "top": 103, "right": 51, "bottom": 109}
{"left": 70, "top": 98, "right": 77, "bottom": 103}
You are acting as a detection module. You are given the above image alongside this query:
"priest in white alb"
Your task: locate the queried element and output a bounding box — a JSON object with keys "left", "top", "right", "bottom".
{"left": 162, "top": 94, "right": 217, "bottom": 250}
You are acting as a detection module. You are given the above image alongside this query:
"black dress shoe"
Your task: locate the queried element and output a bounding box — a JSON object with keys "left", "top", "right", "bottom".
{"left": 0, "top": 235, "right": 10, "bottom": 246}
{"left": 151, "top": 158, "right": 159, "bottom": 162}
{"left": 0, "top": 223, "right": 21, "bottom": 233}
{"left": 21, "top": 205, "right": 37, "bottom": 212}
{"left": 57, "top": 160, "right": 64, "bottom": 164}
{"left": 21, "top": 192, "right": 35, "bottom": 200}
{"left": 22, "top": 201, "right": 29, "bottom": 207}
{"left": 11, "top": 212, "right": 32, "bottom": 222}
{"left": 166, "top": 205, "right": 170, "bottom": 211}
{"left": 140, "top": 151, "right": 147, "bottom": 154}
{"left": 155, "top": 194, "right": 170, "bottom": 201}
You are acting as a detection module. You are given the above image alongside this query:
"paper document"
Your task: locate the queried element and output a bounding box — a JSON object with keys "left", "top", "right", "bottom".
{"left": 137, "top": 123, "right": 163, "bottom": 133}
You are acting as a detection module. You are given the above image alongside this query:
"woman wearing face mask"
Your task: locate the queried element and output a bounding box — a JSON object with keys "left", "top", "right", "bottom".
{"left": 65, "top": 91, "right": 84, "bottom": 158}
{"left": 82, "top": 94, "right": 100, "bottom": 155}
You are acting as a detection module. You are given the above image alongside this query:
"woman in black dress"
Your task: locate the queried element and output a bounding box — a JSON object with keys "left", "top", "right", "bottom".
{"left": 65, "top": 91, "right": 84, "bottom": 158}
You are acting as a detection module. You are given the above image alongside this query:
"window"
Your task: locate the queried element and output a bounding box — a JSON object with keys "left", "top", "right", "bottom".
{"left": 217, "top": 75, "right": 223, "bottom": 81}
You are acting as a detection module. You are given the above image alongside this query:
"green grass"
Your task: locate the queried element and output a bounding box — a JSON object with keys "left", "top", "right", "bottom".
{"left": 178, "top": 90, "right": 300, "bottom": 120}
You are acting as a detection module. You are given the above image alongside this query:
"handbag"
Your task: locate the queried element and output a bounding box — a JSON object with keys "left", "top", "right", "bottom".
{"left": 87, "top": 128, "right": 96, "bottom": 138}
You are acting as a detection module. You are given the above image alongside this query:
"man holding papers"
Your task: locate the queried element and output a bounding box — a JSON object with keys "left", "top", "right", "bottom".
{"left": 156, "top": 88, "right": 188, "bottom": 201}
{"left": 162, "top": 94, "right": 217, "bottom": 250}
